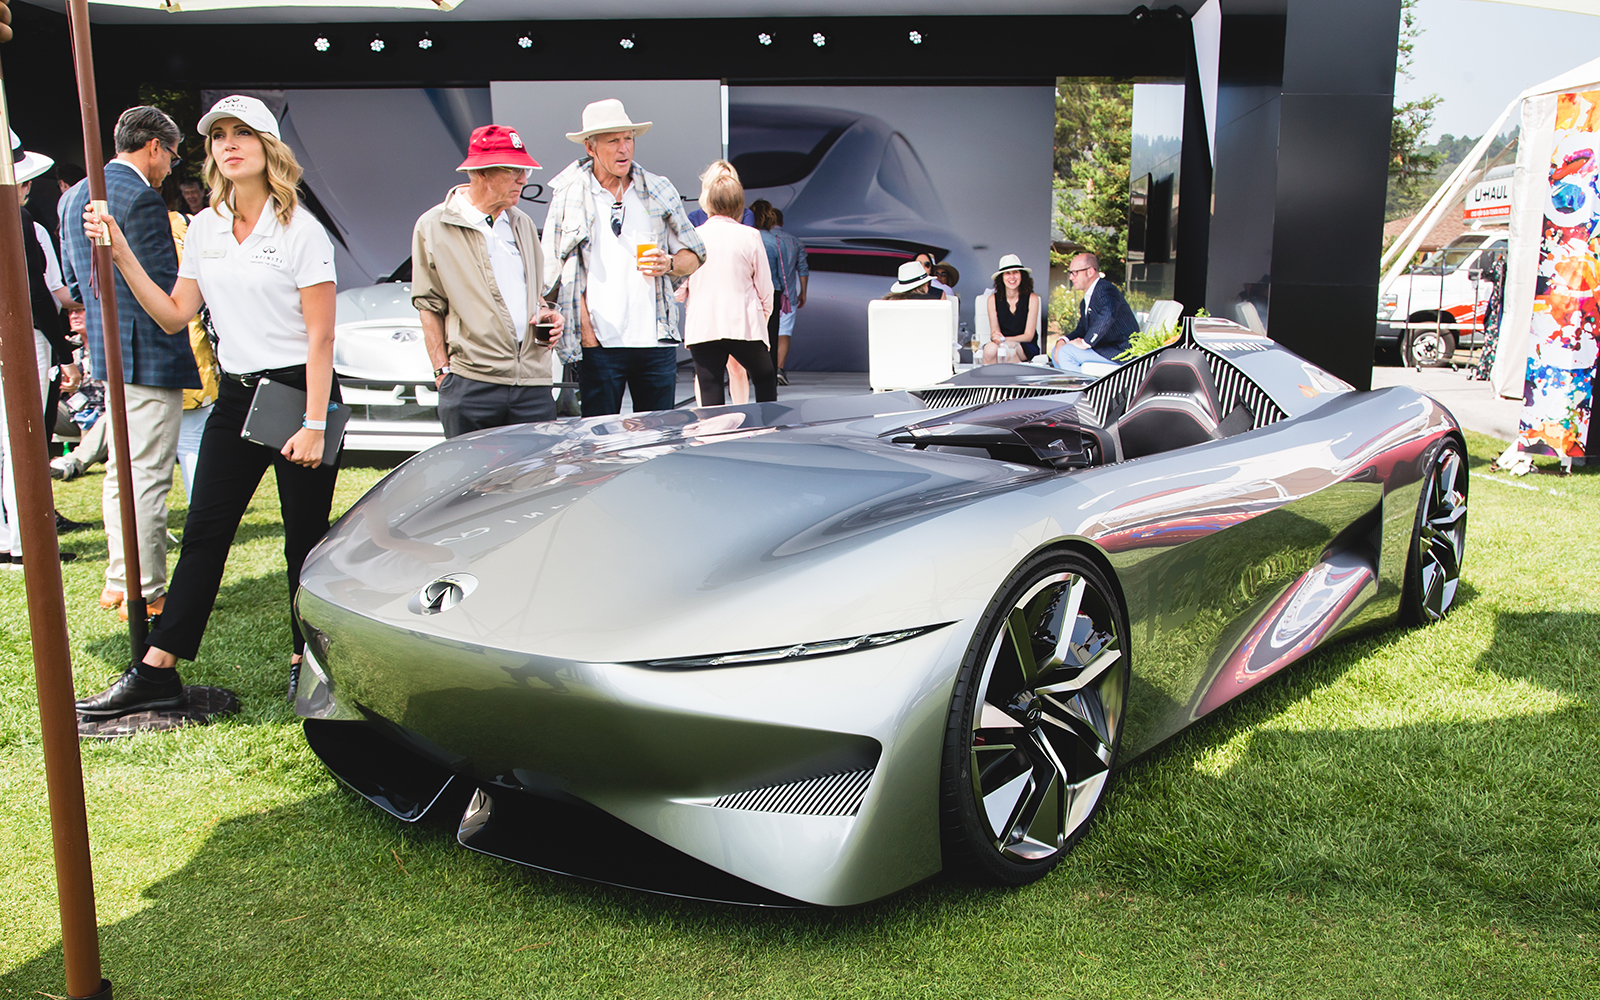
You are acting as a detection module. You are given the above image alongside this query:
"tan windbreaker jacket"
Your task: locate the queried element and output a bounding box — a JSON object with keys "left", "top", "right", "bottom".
{"left": 411, "top": 187, "right": 552, "bottom": 385}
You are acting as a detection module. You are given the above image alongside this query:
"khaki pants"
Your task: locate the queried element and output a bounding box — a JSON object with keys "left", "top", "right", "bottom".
{"left": 102, "top": 383, "right": 182, "bottom": 599}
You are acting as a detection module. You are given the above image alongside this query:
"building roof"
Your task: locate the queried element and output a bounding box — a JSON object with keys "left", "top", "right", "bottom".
{"left": 1383, "top": 211, "right": 1469, "bottom": 253}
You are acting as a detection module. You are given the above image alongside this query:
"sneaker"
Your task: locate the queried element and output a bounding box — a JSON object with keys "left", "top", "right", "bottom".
{"left": 51, "top": 457, "right": 84, "bottom": 481}
{"left": 776, "top": 368, "right": 789, "bottom": 386}
{"left": 75, "top": 665, "right": 184, "bottom": 718}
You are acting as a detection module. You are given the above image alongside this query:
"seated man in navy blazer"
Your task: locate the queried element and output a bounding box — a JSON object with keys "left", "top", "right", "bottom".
{"left": 60, "top": 106, "right": 199, "bottom": 620}
{"left": 1052, "top": 252, "right": 1139, "bottom": 371}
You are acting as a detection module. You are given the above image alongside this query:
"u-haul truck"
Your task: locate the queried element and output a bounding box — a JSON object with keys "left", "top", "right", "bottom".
{"left": 1377, "top": 166, "right": 1511, "bottom": 367}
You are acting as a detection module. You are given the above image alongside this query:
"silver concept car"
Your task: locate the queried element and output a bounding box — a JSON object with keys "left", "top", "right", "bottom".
{"left": 293, "top": 321, "right": 1468, "bottom": 906}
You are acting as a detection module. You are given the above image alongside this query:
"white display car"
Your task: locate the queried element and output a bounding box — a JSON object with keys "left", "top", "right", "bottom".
{"left": 333, "top": 264, "right": 572, "bottom": 453}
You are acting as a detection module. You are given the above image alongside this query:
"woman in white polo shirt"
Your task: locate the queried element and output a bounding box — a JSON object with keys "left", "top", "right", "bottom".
{"left": 76, "top": 95, "right": 340, "bottom": 718}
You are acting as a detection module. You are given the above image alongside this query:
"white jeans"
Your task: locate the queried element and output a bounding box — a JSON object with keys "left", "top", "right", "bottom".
{"left": 0, "top": 329, "right": 54, "bottom": 558}
{"left": 177, "top": 403, "right": 212, "bottom": 499}
{"left": 102, "top": 383, "right": 183, "bottom": 598}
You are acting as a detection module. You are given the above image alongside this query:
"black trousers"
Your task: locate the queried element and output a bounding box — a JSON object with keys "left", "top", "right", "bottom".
{"left": 147, "top": 373, "right": 341, "bottom": 661}
{"left": 437, "top": 373, "right": 557, "bottom": 438}
{"left": 767, "top": 309, "right": 782, "bottom": 371}
{"left": 690, "top": 339, "right": 778, "bottom": 406}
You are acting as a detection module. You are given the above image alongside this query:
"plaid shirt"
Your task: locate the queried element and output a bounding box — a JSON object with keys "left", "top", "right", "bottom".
{"left": 541, "top": 158, "right": 706, "bottom": 362}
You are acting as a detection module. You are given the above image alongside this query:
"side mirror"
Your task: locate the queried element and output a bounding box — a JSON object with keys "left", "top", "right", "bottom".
{"left": 1467, "top": 269, "right": 1482, "bottom": 282}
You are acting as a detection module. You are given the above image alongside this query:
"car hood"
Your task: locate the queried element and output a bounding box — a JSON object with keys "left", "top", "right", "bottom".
{"left": 336, "top": 282, "right": 419, "bottom": 327}
{"left": 300, "top": 405, "right": 1052, "bottom": 662}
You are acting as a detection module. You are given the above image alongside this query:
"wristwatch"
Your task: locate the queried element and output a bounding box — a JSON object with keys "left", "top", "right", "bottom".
{"left": 434, "top": 365, "right": 451, "bottom": 378}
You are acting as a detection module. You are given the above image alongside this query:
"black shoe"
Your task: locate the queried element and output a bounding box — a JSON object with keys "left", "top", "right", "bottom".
{"left": 56, "top": 512, "right": 93, "bottom": 534}
{"left": 75, "top": 666, "right": 184, "bottom": 718}
{"left": 776, "top": 368, "right": 789, "bottom": 386}
{"left": 5, "top": 552, "right": 76, "bottom": 566}
{"left": 287, "top": 657, "right": 303, "bottom": 704}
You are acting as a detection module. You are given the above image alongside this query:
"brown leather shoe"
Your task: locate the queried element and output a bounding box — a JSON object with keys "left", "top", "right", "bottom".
{"left": 118, "top": 594, "right": 166, "bottom": 622}
{"left": 99, "top": 587, "right": 125, "bottom": 610}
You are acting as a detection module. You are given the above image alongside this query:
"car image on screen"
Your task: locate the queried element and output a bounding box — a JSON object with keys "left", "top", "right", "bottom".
{"left": 731, "top": 104, "right": 983, "bottom": 372}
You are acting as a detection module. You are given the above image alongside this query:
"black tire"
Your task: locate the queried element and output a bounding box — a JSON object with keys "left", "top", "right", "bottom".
{"left": 1401, "top": 438, "right": 1469, "bottom": 625}
{"left": 1403, "top": 324, "right": 1456, "bottom": 368}
{"left": 940, "top": 550, "right": 1129, "bottom": 886}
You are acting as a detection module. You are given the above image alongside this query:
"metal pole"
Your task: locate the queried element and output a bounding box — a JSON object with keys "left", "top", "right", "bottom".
{"left": 0, "top": 51, "right": 112, "bottom": 1000}
{"left": 66, "top": 0, "right": 146, "bottom": 650}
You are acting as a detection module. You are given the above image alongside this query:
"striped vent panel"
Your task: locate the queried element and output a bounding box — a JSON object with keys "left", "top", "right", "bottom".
{"left": 1206, "top": 357, "right": 1286, "bottom": 431}
{"left": 713, "top": 769, "right": 875, "bottom": 817}
{"left": 1080, "top": 339, "right": 1287, "bottom": 433}
{"left": 915, "top": 385, "right": 1076, "bottom": 409}
{"left": 915, "top": 330, "right": 1287, "bottom": 437}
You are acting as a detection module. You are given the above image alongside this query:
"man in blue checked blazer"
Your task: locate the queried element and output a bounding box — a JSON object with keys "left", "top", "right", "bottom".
{"left": 1053, "top": 251, "right": 1140, "bottom": 372}
{"left": 60, "top": 105, "right": 199, "bottom": 618}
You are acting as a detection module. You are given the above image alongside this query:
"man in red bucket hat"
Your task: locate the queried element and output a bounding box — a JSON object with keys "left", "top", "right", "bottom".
{"left": 412, "top": 124, "right": 565, "bottom": 437}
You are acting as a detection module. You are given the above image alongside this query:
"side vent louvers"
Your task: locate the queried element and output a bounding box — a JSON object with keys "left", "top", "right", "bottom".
{"left": 915, "top": 385, "right": 1073, "bottom": 409}
{"left": 713, "top": 769, "right": 874, "bottom": 817}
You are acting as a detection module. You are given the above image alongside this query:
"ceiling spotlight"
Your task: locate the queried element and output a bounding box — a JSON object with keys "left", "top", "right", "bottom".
{"left": 517, "top": 34, "right": 533, "bottom": 49}
{"left": 908, "top": 30, "right": 923, "bottom": 44}
{"left": 812, "top": 32, "right": 826, "bottom": 47}
{"left": 313, "top": 36, "right": 330, "bottom": 53}
{"left": 1129, "top": 4, "right": 1151, "bottom": 22}
{"left": 418, "top": 33, "right": 434, "bottom": 50}
{"left": 619, "top": 35, "right": 635, "bottom": 49}
{"left": 370, "top": 36, "right": 385, "bottom": 53}
{"left": 757, "top": 32, "right": 773, "bottom": 46}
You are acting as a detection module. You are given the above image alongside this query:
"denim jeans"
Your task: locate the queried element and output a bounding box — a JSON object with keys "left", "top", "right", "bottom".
{"left": 578, "top": 345, "right": 678, "bottom": 416}
{"left": 1051, "top": 340, "right": 1118, "bottom": 371}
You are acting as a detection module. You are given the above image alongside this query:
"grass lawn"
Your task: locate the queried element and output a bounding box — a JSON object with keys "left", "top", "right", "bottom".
{"left": 1, "top": 430, "right": 1596, "bottom": 999}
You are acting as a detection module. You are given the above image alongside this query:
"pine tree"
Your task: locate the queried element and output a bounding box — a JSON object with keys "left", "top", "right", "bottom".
{"left": 1053, "top": 79, "right": 1134, "bottom": 285}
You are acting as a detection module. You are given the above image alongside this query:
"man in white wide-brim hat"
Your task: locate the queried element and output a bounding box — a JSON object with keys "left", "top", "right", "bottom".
{"left": 541, "top": 98, "right": 706, "bottom": 417}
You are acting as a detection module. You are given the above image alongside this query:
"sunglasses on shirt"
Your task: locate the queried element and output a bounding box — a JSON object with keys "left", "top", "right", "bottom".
{"left": 610, "top": 200, "right": 624, "bottom": 237}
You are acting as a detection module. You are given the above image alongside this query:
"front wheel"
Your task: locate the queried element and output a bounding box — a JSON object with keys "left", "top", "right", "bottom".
{"left": 1403, "top": 325, "right": 1456, "bottom": 368}
{"left": 940, "top": 551, "right": 1129, "bottom": 886}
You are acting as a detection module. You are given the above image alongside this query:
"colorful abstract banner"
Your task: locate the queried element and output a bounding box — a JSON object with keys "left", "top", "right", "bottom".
{"left": 1517, "top": 90, "right": 1600, "bottom": 458}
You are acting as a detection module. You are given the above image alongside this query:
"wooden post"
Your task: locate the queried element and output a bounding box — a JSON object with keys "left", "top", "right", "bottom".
{"left": 67, "top": 0, "right": 147, "bottom": 650}
{"left": 0, "top": 45, "right": 112, "bottom": 1000}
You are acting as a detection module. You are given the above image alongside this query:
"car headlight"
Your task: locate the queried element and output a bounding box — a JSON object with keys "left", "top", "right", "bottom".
{"left": 642, "top": 623, "right": 951, "bottom": 670}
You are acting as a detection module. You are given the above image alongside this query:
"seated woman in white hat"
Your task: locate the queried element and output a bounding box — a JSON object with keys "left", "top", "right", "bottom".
{"left": 983, "top": 254, "right": 1040, "bottom": 364}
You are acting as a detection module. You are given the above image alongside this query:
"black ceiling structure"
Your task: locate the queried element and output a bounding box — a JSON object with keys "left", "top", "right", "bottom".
{"left": 8, "top": 1, "right": 1393, "bottom": 388}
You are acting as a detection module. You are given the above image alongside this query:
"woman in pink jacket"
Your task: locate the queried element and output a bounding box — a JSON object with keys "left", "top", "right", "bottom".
{"left": 679, "top": 162, "right": 775, "bottom": 404}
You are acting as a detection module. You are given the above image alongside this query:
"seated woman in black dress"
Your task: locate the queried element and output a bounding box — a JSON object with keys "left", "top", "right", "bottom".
{"left": 982, "top": 254, "right": 1041, "bottom": 364}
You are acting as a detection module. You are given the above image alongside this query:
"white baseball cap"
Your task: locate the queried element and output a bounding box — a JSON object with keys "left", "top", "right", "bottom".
{"left": 197, "top": 95, "right": 281, "bottom": 139}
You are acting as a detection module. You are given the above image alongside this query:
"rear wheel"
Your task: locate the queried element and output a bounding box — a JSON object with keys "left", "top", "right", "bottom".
{"left": 1401, "top": 439, "right": 1469, "bottom": 624}
{"left": 940, "top": 551, "right": 1128, "bottom": 886}
{"left": 1403, "top": 322, "right": 1456, "bottom": 368}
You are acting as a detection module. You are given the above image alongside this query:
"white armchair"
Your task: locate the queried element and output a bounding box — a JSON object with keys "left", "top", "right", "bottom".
{"left": 868, "top": 299, "right": 957, "bottom": 391}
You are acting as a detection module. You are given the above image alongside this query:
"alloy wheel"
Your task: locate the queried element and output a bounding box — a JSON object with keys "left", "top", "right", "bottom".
{"left": 966, "top": 567, "right": 1125, "bottom": 863}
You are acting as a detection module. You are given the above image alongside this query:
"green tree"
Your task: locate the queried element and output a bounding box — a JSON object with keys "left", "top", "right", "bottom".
{"left": 1053, "top": 78, "right": 1134, "bottom": 284}
{"left": 1387, "top": 0, "right": 1443, "bottom": 219}
{"left": 138, "top": 84, "right": 207, "bottom": 185}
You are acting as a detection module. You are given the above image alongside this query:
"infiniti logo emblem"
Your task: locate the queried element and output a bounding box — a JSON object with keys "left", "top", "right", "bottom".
{"left": 409, "top": 573, "right": 478, "bottom": 615}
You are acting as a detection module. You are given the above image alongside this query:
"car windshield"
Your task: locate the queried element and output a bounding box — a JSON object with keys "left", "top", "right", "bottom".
{"left": 729, "top": 106, "right": 853, "bottom": 188}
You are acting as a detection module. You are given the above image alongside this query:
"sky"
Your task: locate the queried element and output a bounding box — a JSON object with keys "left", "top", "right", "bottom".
{"left": 1393, "top": 0, "right": 1600, "bottom": 141}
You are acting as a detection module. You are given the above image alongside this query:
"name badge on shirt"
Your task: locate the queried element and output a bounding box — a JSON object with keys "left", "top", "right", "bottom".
{"left": 201, "top": 249, "right": 227, "bottom": 259}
